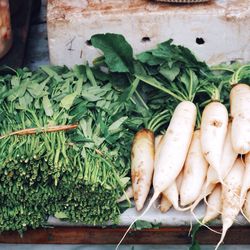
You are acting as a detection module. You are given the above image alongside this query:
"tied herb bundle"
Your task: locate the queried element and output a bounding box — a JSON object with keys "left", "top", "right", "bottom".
{"left": 0, "top": 33, "right": 241, "bottom": 233}
{"left": 0, "top": 64, "right": 141, "bottom": 232}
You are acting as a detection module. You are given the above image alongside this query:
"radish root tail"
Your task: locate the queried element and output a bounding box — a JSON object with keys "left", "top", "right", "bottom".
{"left": 115, "top": 192, "right": 159, "bottom": 250}
{"left": 190, "top": 209, "right": 221, "bottom": 235}
{"left": 203, "top": 193, "right": 222, "bottom": 217}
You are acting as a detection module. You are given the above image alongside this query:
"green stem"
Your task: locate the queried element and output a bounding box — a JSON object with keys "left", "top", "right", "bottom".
{"left": 196, "top": 104, "right": 201, "bottom": 130}
{"left": 210, "top": 66, "right": 235, "bottom": 73}
{"left": 148, "top": 110, "right": 170, "bottom": 132}
{"left": 134, "top": 90, "right": 149, "bottom": 110}
{"left": 231, "top": 64, "right": 250, "bottom": 85}
{"left": 135, "top": 75, "right": 185, "bottom": 102}
{"left": 152, "top": 120, "right": 168, "bottom": 133}
{"left": 188, "top": 69, "right": 193, "bottom": 101}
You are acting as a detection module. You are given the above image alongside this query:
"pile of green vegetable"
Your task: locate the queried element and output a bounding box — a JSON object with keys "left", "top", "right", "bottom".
{"left": 0, "top": 33, "right": 249, "bottom": 233}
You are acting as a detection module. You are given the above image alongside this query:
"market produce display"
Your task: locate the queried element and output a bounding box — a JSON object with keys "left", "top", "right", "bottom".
{"left": 1, "top": 33, "right": 250, "bottom": 249}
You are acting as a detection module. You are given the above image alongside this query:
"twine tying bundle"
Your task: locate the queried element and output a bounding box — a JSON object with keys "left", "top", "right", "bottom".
{"left": 0, "top": 124, "right": 78, "bottom": 140}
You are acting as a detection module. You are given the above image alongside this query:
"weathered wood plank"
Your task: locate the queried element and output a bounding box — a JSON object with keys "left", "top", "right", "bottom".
{"left": 0, "top": 226, "right": 250, "bottom": 245}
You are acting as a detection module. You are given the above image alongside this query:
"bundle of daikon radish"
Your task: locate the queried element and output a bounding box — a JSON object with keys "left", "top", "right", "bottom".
{"left": 125, "top": 82, "right": 250, "bottom": 249}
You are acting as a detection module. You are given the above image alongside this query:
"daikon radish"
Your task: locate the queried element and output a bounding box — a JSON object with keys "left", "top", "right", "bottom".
{"left": 160, "top": 171, "right": 183, "bottom": 213}
{"left": 243, "top": 191, "right": 250, "bottom": 222}
{"left": 215, "top": 158, "right": 245, "bottom": 250}
{"left": 202, "top": 184, "right": 222, "bottom": 224}
{"left": 154, "top": 101, "right": 196, "bottom": 195}
{"left": 190, "top": 178, "right": 215, "bottom": 214}
{"left": 176, "top": 171, "right": 183, "bottom": 191}
{"left": 117, "top": 186, "right": 133, "bottom": 203}
{"left": 180, "top": 130, "right": 208, "bottom": 206}
{"left": 219, "top": 122, "right": 238, "bottom": 179}
{"left": 230, "top": 84, "right": 250, "bottom": 154}
{"left": 200, "top": 102, "right": 228, "bottom": 183}
{"left": 159, "top": 170, "right": 183, "bottom": 212}
{"left": 205, "top": 122, "right": 237, "bottom": 188}
{"left": 162, "top": 182, "right": 179, "bottom": 210}
{"left": 240, "top": 153, "right": 250, "bottom": 207}
{"left": 155, "top": 134, "right": 163, "bottom": 149}
{"left": 160, "top": 194, "right": 172, "bottom": 213}
{"left": 200, "top": 102, "right": 228, "bottom": 182}
{"left": 156, "top": 134, "right": 174, "bottom": 213}
{"left": 192, "top": 122, "right": 237, "bottom": 210}
{"left": 116, "top": 101, "right": 196, "bottom": 250}
{"left": 131, "top": 128, "right": 154, "bottom": 211}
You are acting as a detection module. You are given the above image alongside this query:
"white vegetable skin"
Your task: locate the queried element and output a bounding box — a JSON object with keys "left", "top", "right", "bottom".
{"left": 202, "top": 184, "right": 222, "bottom": 224}
{"left": 200, "top": 101, "right": 228, "bottom": 182}
{"left": 155, "top": 134, "right": 163, "bottom": 150}
{"left": 240, "top": 153, "right": 250, "bottom": 207}
{"left": 161, "top": 181, "right": 179, "bottom": 210}
{"left": 131, "top": 128, "right": 154, "bottom": 211}
{"left": 192, "top": 122, "right": 237, "bottom": 210}
{"left": 176, "top": 171, "right": 183, "bottom": 192}
{"left": 206, "top": 122, "right": 238, "bottom": 185}
{"left": 215, "top": 158, "right": 245, "bottom": 250}
{"left": 153, "top": 101, "right": 196, "bottom": 194}
{"left": 180, "top": 130, "right": 208, "bottom": 206}
{"left": 230, "top": 84, "right": 250, "bottom": 154}
{"left": 160, "top": 194, "right": 172, "bottom": 213}
{"left": 191, "top": 177, "right": 215, "bottom": 211}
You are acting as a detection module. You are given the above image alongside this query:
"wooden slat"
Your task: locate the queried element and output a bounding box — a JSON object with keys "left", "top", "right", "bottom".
{"left": 0, "top": 226, "right": 250, "bottom": 245}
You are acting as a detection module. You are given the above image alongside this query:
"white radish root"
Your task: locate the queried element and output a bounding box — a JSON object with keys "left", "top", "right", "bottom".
{"left": 176, "top": 171, "right": 183, "bottom": 191}
{"left": 155, "top": 134, "right": 163, "bottom": 150}
{"left": 160, "top": 171, "right": 183, "bottom": 212}
{"left": 131, "top": 128, "right": 154, "bottom": 211}
{"left": 230, "top": 83, "right": 250, "bottom": 154}
{"left": 191, "top": 178, "right": 215, "bottom": 211}
{"left": 153, "top": 101, "right": 196, "bottom": 194}
{"left": 219, "top": 122, "right": 238, "bottom": 179}
{"left": 116, "top": 101, "right": 196, "bottom": 250}
{"left": 215, "top": 158, "right": 245, "bottom": 250}
{"left": 160, "top": 194, "right": 172, "bottom": 213}
{"left": 180, "top": 130, "right": 208, "bottom": 207}
{"left": 192, "top": 122, "right": 237, "bottom": 211}
{"left": 162, "top": 181, "right": 179, "bottom": 210}
{"left": 240, "top": 153, "right": 250, "bottom": 207}
{"left": 200, "top": 101, "right": 228, "bottom": 183}
{"left": 202, "top": 184, "right": 222, "bottom": 224}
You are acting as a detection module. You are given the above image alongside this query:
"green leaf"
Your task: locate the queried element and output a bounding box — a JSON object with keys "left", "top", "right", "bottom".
{"left": 120, "top": 177, "right": 130, "bottom": 186}
{"left": 189, "top": 240, "right": 201, "bottom": 250}
{"left": 137, "top": 52, "right": 164, "bottom": 66}
{"left": 189, "top": 223, "right": 202, "bottom": 250}
{"left": 160, "top": 64, "right": 180, "bottom": 82}
{"left": 73, "top": 65, "right": 87, "bottom": 82}
{"left": 118, "top": 78, "right": 140, "bottom": 102}
{"left": 80, "top": 118, "right": 93, "bottom": 138}
{"left": 60, "top": 93, "right": 77, "bottom": 110}
{"left": 91, "top": 33, "right": 134, "bottom": 73}
{"left": 108, "top": 116, "right": 128, "bottom": 134}
{"left": 42, "top": 96, "right": 54, "bottom": 116}
{"left": 54, "top": 211, "right": 68, "bottom": 219}
{"left": 132, "top": 220, "right": 161, "bottom": 230}
{"left": 82, "top": 85, "right": 110, "bottom": 102}
{"left": 86, "top": 65, "right": 97, "bottom": 86}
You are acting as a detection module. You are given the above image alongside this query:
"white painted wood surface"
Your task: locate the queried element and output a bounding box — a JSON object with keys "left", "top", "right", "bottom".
{"left": 47, "top": 0, "right": 250, "bottom": 67}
